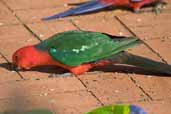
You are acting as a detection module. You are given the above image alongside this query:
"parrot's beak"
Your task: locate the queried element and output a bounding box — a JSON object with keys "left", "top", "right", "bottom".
{"left": 11, "top": 63, "right": 23, "bottom": 71}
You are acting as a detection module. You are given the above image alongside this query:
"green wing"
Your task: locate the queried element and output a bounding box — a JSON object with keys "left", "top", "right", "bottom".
{"left": 84, "top": 104, "right": 130, "bottom": 114}
{"left": 36, "top": 30, "right": 141, "bottom": 66}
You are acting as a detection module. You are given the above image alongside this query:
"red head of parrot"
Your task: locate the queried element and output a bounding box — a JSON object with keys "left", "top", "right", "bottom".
{"left": 12, "top": 45, "right": 56, "bottom": 70}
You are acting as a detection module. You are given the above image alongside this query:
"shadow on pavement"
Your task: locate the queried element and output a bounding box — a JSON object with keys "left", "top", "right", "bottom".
{"left": 0, "top": 62, "right": 170, "bottom": 77}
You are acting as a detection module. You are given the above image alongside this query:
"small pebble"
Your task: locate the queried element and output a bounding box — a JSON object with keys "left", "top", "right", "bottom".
{"left": 114, "top": 90, "right": 119, "bottom": 93}
{"left": 43, "top": 93, "right": 48, "bottom": 96}
{"left": 137, "top": 18, "right": 142, "bottom": 22}
{"left": 39, "top": 34, "right": 44, "bottom": 38}
{"left": 40, "top": 92, "right": 48, "bottom": 96}
{"left": 26, "top": 39, "right": 32, "bottom": 42}
{"left": 155, "top": 50, "right": 159, "bottom": 53}
{"left": 64, "top": 3, "right": 68, "bottom": 7}
{"left": 167, "top": 36, "right": 171, "bottom": 39}
{"left": 0, "top": 23, "right": 4, "bottom": 26}
{"left": 163, "top": 6, "right": 166, "bottom": 9}
{"left": 118, "top": 32, "right": 123, "bottom": 36}
{"left": 50, "top": 88, "right": 55, "bottom": 91}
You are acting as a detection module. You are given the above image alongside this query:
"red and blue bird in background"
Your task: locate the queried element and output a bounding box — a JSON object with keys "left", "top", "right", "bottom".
{"left": 42, "top": 0, "right": 165, "bottom": 20}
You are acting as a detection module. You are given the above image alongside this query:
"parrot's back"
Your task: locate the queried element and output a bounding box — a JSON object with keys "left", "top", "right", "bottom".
{"left": 35, "top": 30, "right": 141, "bottom": 66}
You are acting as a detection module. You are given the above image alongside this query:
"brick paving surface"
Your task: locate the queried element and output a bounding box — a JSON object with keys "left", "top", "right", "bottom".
{"left": 0, "top": 0, "right": 171, "bottom": 114}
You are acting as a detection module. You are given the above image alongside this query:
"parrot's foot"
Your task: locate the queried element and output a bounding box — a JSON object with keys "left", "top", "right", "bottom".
{"left": 48, "top": 73, "right": 73, "bottom": 78}
{"left": 133, "top": 2, "right": 165, "bottom": 14}
{"left": 153, "top": 2, "right": 164, "bottom": 15}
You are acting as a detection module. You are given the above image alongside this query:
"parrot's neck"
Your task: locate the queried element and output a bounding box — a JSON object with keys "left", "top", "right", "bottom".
{"left": 32, "top": 47, "right": 71, "bottom": 69}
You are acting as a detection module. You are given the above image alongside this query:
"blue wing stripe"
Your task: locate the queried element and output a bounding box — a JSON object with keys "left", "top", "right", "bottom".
{"left": 42, "top": 0, "right": 112, "bottom": 20}
{"left": 130, "top": 105, "right": 147, "bottom": 114}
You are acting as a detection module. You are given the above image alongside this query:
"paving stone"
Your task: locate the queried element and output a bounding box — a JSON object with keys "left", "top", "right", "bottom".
{"left": 117, "top": 13, "right": 171, "bottom": 39}
{"left": 144, "top": 38, "right": 171, "bottom": 63}
{"left": 126, "top": 39, "right": 171, "bottom": 100}
{"left": 118, "top": 13, "right": 171, "bottom": 27}
{"left": 130, "top": 73, "right": 171, "bottom": 100}
{"left": 129, "top": 24, "right": 171, "bottom": 40}
{"left": 3, "top": 0, "right": 86, "bottom": 10}
{"left": 0, "top": 95, "right": 54, "bottom": 113}
{"left": 26, "top": 20, "right": 76, "bottom": 39}
{"left": 15, "top": 6, "right": 73, "bottom": 23}
{"left": 79, "top": 72, "right": 148, "bottom": 104}
{"left": 3, "top": 0, "right": 59, "bottom": 10}
{"left": 0, "top": 25, "right": 39, "bottom": 60}
{"left": 49, "top": 91, "right": 101, "bottom": 114}
{"left": 73, "top": 16, "right": 132, "bottom": 36}
{"left": 0, "top": 80, "right": 49, "bottom": 99}
{"left": 43, "top": 77, "right": 86, "bottom": 94}
{"left": 0, "top": 75, "right": 87, "bottom": 99}
{"left": 0, "top": 2, "right": 19, "bottom": 26}
{"left": 20, "top": 71, "right": 51, "bottom": 80}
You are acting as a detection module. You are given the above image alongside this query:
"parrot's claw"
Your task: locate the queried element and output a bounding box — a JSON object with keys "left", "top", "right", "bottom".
{"left": 48, "top": 73, "right": 73, "bottom": 78}
{"left": 153, "top": 3, "right": 164, "bottom": 15}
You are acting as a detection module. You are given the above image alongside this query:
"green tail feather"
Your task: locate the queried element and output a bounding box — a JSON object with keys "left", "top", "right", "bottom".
{"left": 106, "top": 52, "right": 171, "bottom": 75}
{"left": 111, "top": 36, "right": 142, "bottom": 55}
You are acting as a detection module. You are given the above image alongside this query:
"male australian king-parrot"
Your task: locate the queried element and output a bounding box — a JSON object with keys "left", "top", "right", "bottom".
{"left": 42, "top": 0, "right": 165, "bottom": 20}
{"left": 12, "top": 30, "right": 171, "bottom": 75}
